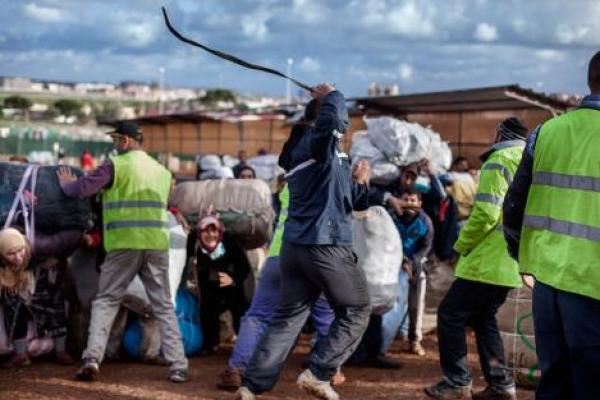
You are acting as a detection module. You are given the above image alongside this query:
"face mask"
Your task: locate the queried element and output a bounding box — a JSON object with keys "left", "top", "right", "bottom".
{"left": 201, "top": 241, "right": 225, "bottom": 260}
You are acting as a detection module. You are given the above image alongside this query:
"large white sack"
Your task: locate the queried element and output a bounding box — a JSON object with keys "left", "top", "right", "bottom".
{"left": 370, "top": 161, "right": 400, "bottom": 186}
{"left": 124, "top": 213, "right": 187, "bottom": 311}
{"left": 198, "top": 154, "right": 222, "bottom": 171}
{"left": 352, "top": 206, "right": 403, "bottom": 315}
{"left": 365, "top": 117, "right": 452, "bottom": 171}
{"left": 200, "top": 166, "right": 234, "bottom": 180}
{"left": 350, "top": 131, "right": 385, "bottom": 164}
{"left": 248, "top": 154, "right": 284, "bottom": 181}
{"left": 222, "top": 155, "right": 239, "bottom": 169}
{"left": 170, "top": 179, "right": 272, "bottom": 216}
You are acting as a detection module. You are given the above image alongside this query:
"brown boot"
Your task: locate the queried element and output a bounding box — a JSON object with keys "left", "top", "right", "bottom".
{"left": 55, "top": 351, "right": 76, "bottom": 365}
{"left": 217, "top": 367, "right": 242, "bottom": 391}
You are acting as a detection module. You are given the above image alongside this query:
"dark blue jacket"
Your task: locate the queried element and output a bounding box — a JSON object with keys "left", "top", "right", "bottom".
{"left": 503, "top": 95, "right": 600, "bottom": 259}
{"left": 282, "top": 91, "right": 369, "bottom": 246}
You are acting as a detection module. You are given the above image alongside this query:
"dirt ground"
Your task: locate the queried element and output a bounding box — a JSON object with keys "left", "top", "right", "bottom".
{"left": 0, "top": 334, "right": 535, "bottom": 400}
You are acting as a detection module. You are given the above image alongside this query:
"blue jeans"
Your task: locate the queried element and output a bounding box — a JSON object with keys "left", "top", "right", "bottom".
{"left": 228, "top": 256, "right": 334, "bottom": 372}
{"left": 381, "top": 269, "right": 409, "bottom": 354}
{"left": 533, "top": 281, "right": 600, "bottom": 400}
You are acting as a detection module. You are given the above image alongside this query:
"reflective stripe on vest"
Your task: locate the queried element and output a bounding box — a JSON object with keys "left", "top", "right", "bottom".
{"left": 532, "top": 171, "right": 600, "bottom": 192}
{"left": 482, "top": 163, "right": 513, "bottom": 185}
{"left": 524, "top": 215, "right": 600, "bottom": 242}
{"left": 103, "top": 200, "right": 167, "bottom": 210}
{"left": 519, "top": 108, "right": 600, "bottom": 300}
{"left": 105, "top": 220, "right": 169, "bottom": 230}
{"left": 475, "top": 193, "right": 503, "bottom": 206}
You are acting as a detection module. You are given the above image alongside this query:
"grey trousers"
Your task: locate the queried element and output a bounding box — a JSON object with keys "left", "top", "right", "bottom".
{"left": 82, "top": 250, "right": 188, "bottom": 371}
{"left": 408, "top": 270, "right": 427, "bottom": 342}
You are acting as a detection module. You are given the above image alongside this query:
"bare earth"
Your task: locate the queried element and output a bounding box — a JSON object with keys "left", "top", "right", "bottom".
{"left": 0, "top": 334, "right": 534, "bottom": 400}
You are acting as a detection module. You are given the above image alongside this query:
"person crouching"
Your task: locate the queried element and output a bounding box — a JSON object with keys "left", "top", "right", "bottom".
{"left": 188, "top": 214, "right": 251, "bottom": 355}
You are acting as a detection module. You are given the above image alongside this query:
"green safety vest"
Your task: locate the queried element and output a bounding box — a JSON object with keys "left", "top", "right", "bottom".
{"left": 520, "top": 108, "right": 600, "bottom": 300}
{"left": 102, "top": 150, "right": 171, "bottom": 252}
{"left": 268, "top": 186, "right": 289, "bottom": 257}
{"left": 454, "top": 141, "right": 524, "bottom": 288}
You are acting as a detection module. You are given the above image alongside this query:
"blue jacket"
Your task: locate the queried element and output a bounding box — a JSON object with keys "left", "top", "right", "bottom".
{"left": 282, "top": 91, "right": 369, "bottom": 246}
{"left": 393, "top": 210, "right": 434, "bottom": 261}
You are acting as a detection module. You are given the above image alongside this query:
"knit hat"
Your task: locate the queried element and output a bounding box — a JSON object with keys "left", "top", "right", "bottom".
{"left": 496, "top": 117, "right": 528, "bottom": 141}
{"left": 0, "top": 228, "right": 26, "bottom": 257}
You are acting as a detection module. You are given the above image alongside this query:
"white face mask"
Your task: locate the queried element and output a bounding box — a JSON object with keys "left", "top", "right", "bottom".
{"left": 201, "top": 241, "right": 225, "bottom": 260}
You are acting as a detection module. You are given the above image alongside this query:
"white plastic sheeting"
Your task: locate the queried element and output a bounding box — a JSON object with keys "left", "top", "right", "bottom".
{"left": 352, "top": 206, "right": 403, "bottom": 315}
{"left": 351, "top": 117, "right": 453, "bottom": 176}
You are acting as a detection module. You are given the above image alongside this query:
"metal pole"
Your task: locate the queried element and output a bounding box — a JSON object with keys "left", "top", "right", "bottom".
{"left": 159, "top": 67, "right": 165, "bottom": 114}
{"left": 286, "top": 58, "right": 293, "bottom": 105}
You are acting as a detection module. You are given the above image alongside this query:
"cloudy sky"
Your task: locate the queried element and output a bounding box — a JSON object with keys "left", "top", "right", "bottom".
{"left": 0, "top": 0, "right": 597, "bottom": 97}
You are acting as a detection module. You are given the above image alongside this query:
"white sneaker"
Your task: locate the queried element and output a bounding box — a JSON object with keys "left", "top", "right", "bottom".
{"left": 234, "top": 386, "right": 256, "bottom": 400}
{"left": 297, "top": 369, "right": 340, "bottom": 400}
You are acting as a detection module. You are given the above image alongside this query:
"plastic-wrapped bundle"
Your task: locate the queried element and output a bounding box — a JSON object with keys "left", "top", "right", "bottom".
{"left": 352, "top": 206, "right": 403, "bottom": 315}
{"left": 0, "top": 163, "right": 91, "bottom": 233}
{"left": 198, "top": 154, "right": 222, "bottom": 171}
{"left": 122, "top": 288, "right": 203, "bottom": 358}
{"left": 350, "top": 131, "right": 385, "bottom": 164}
{"left": 169, "top": 179, "right": 275, "bottom": 249}
{"left": 363, "top": 117, "right": 452, "bottom": 172}
{"left": 350, "top": 131, "right": 399, "bottom": 185}
{"left": 370, "top": 161, "right": 400, "bottom": 186}
{"left": 497, "top": 287, "right": 540, "bottom": 388}
{"left": 248, "top": 154, "right": 284, "bottom": 182}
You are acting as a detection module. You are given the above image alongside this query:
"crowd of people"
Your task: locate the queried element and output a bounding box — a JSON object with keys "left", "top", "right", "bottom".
{"left": 0, "top": 51, "right": 599, "bottom": 400}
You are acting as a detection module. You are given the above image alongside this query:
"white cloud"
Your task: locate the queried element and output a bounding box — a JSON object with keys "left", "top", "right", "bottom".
{"left": 353, "top": 0, "right": 437, "bottom": 39}
{"left": 388, "top": 2, "right": 436, "bottom": 38}
{"left": 474, "top": 22, "right": 499, "bottom": 42}
{"left": 299, "top": 57, "right": 321, "bottom": 73}
{"left": 535, "top": 49, "right": 566, "bottom": 62}
{"left": 110, "top": 12, "right": 160, "bottom": 48}
{"left": 117, "top": 22, "right": 159, "bottom": 48}
{"left": 23, "top": 2, "right": 64, "bottom": 23}
{"left": 556, "top": 25, "right": 590, "bottom": 44}
{"left": 292, "top": 0, "right": 326, "bottom": 23}
{"left": 398, "top": 63, "right": 413, "bottom": 80}
{"left": 241, "top": 11, "right": 271, "bottom": 41}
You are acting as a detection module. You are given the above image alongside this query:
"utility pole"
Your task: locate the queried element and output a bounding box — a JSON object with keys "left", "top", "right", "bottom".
{"left": 285, "top": 58, "right": 293, "bottom": 105}
{"left": 159, "top": 67, "right": 165, "bottom": 114}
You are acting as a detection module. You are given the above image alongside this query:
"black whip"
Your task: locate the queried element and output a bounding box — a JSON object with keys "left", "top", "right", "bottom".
{"left": 161, "top": 7, "right": 313, "bottom": 92}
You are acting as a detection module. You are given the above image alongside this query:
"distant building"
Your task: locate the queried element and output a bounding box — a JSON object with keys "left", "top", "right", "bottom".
{"left": 0, "top": 77, "right": 35, "bottom": 91}
{"left": 368, "top": 82, "right": 400, "bottom": 97}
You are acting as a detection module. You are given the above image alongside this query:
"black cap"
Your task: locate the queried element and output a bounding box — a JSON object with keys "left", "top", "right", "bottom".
{"left": 497, "top": 117, "right": 528, "bottom": 141}
{"left": 107, "top": 121, "right": 143, "bottom": 142}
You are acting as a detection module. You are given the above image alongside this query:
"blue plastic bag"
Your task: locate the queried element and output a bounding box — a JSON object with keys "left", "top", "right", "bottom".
{"left": 122, "top": 288, "right": 202, "bottom": 358}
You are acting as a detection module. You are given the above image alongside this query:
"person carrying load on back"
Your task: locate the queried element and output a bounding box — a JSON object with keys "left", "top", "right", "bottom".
{"left": 187, "top": 213, "right": 251, "bottom": 355}
{"left": 503, "top": 51, "right": 600, "bottom": 400}
{"left": 56, "top": 121, "right": 189, "bottom": 384}
{"left": 425, "top": 117, "right": 528, "bottom": 400}
{"left": 0, "top": 227, "right": 82, "bottom": 368}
